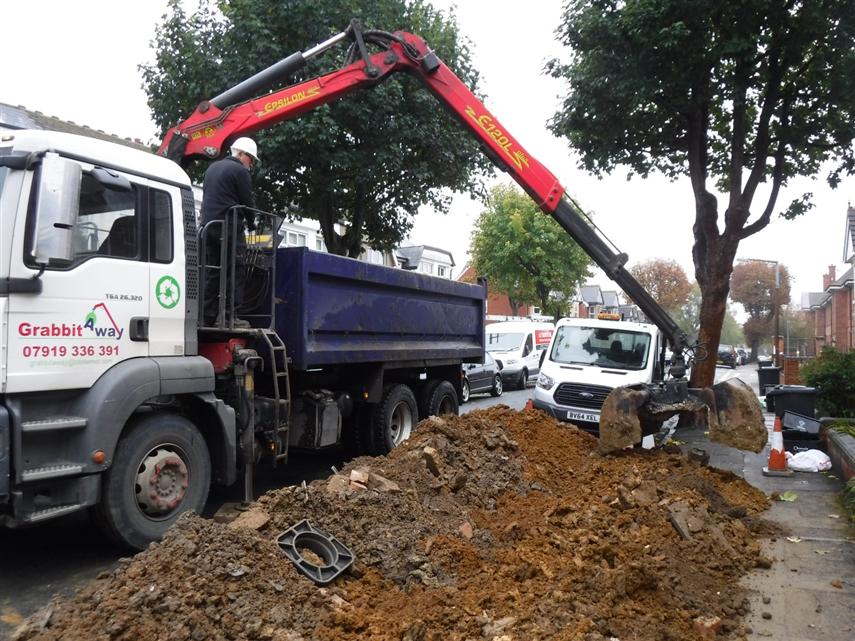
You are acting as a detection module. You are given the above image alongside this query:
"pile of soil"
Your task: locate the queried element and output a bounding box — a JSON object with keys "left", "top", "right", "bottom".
{"left": 13, "top": 407, "right": 775, "bottom": 641}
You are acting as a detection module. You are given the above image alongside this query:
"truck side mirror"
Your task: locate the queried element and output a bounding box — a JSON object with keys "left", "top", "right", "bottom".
{"left": 539, "top": 349, "right": 546, "bottom": 368}
{"left": 31, "top": 153, "right": 81, "bottom": 267}
{"left": 91, "top": 166, "right": 132, "bottom": 192}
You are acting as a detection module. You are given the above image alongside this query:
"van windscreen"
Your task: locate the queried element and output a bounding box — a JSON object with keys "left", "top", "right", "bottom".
{"left": 486, "top": 332, "right": 524, "bottom": 351}
{"left": 550, "top": 326, "right": 651, "bottom": 370}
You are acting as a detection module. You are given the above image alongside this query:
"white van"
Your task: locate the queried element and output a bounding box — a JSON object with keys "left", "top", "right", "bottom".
{"left": 485, "top": 321, "right": 554, "bottom": 389}
{"left": 532, "top": 317, "right": 664, "bottom": 430}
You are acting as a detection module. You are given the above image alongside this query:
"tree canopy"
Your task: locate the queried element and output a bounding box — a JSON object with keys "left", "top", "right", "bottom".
{"left": 142, "top": 0, "right": 492, "bottom": 256}
{"left": 628, "top": 259, "right": 692, "bottom": 312}
{"left": 470, "top": 184, "right": 592, "bottom": 318}
{"left": 548, "top": 0, "right": 855, "bottom": 386}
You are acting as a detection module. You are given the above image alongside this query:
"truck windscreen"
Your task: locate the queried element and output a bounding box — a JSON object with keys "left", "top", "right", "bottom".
{"left": 550, "top": 325, "right": 651, "bottom": 370}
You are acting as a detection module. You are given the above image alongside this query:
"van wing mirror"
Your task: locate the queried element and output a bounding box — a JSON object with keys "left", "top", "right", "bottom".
{"left": 31, "top": 153, "right": 81, "bottom": 267}
{"left": 539, "top": 349, "right": 546, "bottom": 368}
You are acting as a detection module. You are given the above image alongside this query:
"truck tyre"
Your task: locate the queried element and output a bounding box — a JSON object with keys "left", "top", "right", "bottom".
{"left": 369, "top": 384, "right": 418, "bottom": 455}
{"left": 423, "top": 380, "right": 458, "bottom": 417}
{"left": 490, "top": 374, "right": 503, "bottom": 397}
{"left": 517, "top": 368, "right": 529, "bottom": 390}
{"left": 92, "top": 413, "right": 211, "bottom": 551}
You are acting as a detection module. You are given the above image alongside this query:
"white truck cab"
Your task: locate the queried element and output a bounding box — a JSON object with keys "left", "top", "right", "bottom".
{"left": 532, "top": 316, "right": 665, "bottom": 431}
{"left": 485, "top": 321, "right": 554, "bottom": 390}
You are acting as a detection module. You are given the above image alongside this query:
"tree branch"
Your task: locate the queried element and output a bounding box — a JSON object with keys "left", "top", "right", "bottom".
{"left": 742, "top": 41, "right": 785, "bottom": 206}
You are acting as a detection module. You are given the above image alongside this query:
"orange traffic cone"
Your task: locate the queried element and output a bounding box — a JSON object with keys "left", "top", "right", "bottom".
{"left": 762, "top": 415, "right": 794, "bottom": 477}
{"left": 524, "top": 399, "right": 534, "bottom": 410}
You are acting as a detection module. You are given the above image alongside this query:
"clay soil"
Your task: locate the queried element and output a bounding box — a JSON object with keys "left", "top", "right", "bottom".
{"left": 13, "top": 407, "right": 776, "bottom": 641}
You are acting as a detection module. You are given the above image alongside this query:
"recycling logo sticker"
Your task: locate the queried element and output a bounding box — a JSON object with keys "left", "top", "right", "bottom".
{"left": 156, "top": 275, "right": 181, "bottom": 309}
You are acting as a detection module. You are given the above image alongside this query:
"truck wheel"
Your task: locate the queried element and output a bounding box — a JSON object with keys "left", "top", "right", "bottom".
{"left": 92, "top": 413, "right": 211, "bottom": 551}
{"left": 369, "top": 384, "right": 418, "bottom": 455}
{"left": 424, "top": 380, "right": 458, "bottom": 417}
{"left": 461, "top": 378, "right": 471, "bottom": 403}
{"left": 517, "top": 369, "right": 529, "bottom": 390}
{"left": 490, "top": 374, "right": 503, "bottom": 397}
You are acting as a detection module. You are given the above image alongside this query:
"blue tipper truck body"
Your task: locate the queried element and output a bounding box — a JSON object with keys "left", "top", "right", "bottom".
{"left": 271, "top": 247, "right": 486, "bottom": 453}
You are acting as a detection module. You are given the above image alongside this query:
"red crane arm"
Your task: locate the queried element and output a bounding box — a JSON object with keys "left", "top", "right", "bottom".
{"left": 157, "top": 31, "right": 564, "bottom": 213}
{"left": 157, "top": 25, "right": 688, "bottom": 356}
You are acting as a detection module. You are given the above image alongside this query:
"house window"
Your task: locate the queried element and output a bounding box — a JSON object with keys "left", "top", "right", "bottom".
{"left": 420, "top": 262, "right": 434, "bottom": 275}
{"left": 369, "top": 249, "right": 385, "bottom": 265}
{"left": 315, "top": 236, "right": 326, "bottom": 252}
{"left": 285, "top": 231, "right": 307, "bottom": 247}
{"left": 437, "top": 265, "right": 448, "bottom": 278}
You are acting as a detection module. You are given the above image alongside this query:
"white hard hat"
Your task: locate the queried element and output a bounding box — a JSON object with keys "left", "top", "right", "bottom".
{"left": 230, "top": 137, "right": 259, "bottom": 163}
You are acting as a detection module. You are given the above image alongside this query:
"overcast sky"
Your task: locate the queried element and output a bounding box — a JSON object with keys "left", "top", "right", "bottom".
{"left": 4, "top": 1, "right": 851, "bottom": 305}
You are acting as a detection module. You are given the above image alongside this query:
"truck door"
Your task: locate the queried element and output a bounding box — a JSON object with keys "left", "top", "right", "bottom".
{"left": 146, "top": 185, "right": 188, "bottom": 358}
{"left": 5, "top": 162, "right": 154, "bottom": 393}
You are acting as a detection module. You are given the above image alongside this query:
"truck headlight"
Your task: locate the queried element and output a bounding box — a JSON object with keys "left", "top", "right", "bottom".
{"left": 536, "top": 372, "right": 554, "bottom": 389}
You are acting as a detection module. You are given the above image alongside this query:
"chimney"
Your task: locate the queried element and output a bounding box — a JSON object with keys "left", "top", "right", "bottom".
{"left": 823, "top": 274, "right": 830, "bottom": 290}
{"left": 828, "top": 265, "right": 836, "bottom": 281}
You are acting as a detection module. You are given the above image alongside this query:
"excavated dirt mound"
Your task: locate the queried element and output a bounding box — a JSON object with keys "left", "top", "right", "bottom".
{"left": 13, "top": 407, "right": 776, "bottom": 641}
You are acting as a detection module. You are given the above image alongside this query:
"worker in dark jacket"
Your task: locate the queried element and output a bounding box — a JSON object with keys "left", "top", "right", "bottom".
{"left": 200, "top": 137, "right": 259, "bottom": 328}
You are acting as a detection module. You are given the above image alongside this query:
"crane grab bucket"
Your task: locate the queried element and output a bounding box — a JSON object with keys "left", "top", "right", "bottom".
{"left": 598, "top": 378, "right": 768, "bottom": 454}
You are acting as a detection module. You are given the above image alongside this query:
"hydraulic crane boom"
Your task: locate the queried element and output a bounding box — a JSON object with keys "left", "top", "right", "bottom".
{"left": 159, "top": 21, "right": 766, "bottom": 452}
{"left": 159, "top": 22, "right": 690, "bottom": 368}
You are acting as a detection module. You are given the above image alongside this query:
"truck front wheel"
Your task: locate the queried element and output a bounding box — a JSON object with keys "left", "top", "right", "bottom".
{"left": 93, "top": 413, "right": 211, "bottom": 551}
{"left": 369, "top": 384, "right": 418, "bottom": 455}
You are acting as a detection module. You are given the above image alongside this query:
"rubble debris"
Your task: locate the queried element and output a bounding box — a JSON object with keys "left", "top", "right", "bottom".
{"left": 13, "top": 406, "right": 775, "bottom": 641}
{"left": 227, "top": 507, "right": 270, "bottom": 531}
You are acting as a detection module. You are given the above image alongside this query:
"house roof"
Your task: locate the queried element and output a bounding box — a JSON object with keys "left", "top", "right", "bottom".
{"left": 801, "top": 292, "right": 827, "bottom": 309}
{"left": 580, "top": 285, "right": 603, "bottom": 305}
{"left": 602, "top": 290, "right": 621, "bottom": 308}
{"left": 0, "top": 102, "right": 151, "bottom": 152}
{"left": 828, "top": 265, "right": 854, "bottom": 290}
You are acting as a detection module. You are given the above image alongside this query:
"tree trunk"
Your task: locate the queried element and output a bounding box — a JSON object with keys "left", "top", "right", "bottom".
{"left": 509, "top": 299, "right": 521, "bottom": 316}
{"left": 687, "top": 184, "right": 743, "bottom": 388}
{"left": 690, "top": 240, "right": 740, "bottom": 387}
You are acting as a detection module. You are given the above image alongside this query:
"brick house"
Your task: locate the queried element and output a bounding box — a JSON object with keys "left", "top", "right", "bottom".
{"left": 802, "top": 205, "right": 855, "bottom": 355}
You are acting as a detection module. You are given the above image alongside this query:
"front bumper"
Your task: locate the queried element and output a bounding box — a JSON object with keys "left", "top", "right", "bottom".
{"left": 494, "top": 361, "right": 523, "bottom": 381}
{"left": 531, "top": 397, "right": 600, "bottom": 434}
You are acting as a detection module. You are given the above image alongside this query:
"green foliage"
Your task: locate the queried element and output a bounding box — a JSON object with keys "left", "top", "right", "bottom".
{"left": 548, "top": 0, "right": 855, "bottom": 385}
{"left": 828, "top": 421, "right": 855, "bottom": 438}
{"left": 669, "top": 282, "right": 701, "bottom": 341}
{"left": 667, "top": 282, "right": 741, "bottom": 346}
{"left": 801, "top": 347, "right": 855, "bottom": 417}
{"left": 470, "top": 184, "right": 592, "bottom": 318}
{"left": 720, "top": 309, "right": 745, "bottom": 346}
{"left": 142, "top": 0, "right": 492, "bottom": 255}
{"left": 549, "top": 0, "right": 855, "bottom": 196}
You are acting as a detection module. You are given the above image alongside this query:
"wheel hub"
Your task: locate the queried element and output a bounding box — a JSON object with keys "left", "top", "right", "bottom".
{"left": 135, "top": 448, "right": 189, "bottom": 516}
{"left": 390, "top": 403, "right": 413, "bottom": 445}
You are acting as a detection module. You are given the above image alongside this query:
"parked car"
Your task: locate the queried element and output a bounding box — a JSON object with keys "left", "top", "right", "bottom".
{"left": 758, "top": 353, "right": 773, "bottom": 366}
{"left": 461, "top": 352, "right": 503, "bottom": 402}
{"left": 716, "top": 344, "right": 737, "bottom": 369}
{"left": 736, "top": 348, "right": 748, "bottom": 365}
